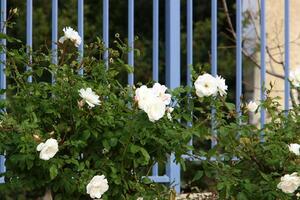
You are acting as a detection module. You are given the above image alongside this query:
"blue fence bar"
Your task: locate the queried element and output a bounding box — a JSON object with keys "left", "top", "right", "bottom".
{"left": 128, "top": 0, "right": 134, "bottom": 86}
{"left": 165, "top": 0, "right": 180, "bottom": 193}
{"left": 260, "top": 0, "right": 266, "bottom": 127}
{"left": 152, "top": 0, "right": 159, "bottom": 82}
{"left": 78, "top": 0, "right": 84, "bottom": 75}
{"left": 51, "top": 0, "right": 58, "bottom": 83}
{"left": 103, "top": 0, "right": 109, "bottom": 69}
{"left": 151, "top": 0, "right": 159, "bottom": 177}
{"left": 26, "top": 0, "right": 32, "bottom": 83}
{"left": 236, "top": 0, "right": 242, "bottom": 115}
{"left": 211, "top": 0, "right": 217, "bottom": 147}
{"left": 211, "top": 0, "right": 217, "bottom": 77}
{"left": 284, "top": 0, "right": 290, "bottom": 112}
{"left": 187, "top": 0, "right": 193, "bottom": 150}
{"left": 0, "top": 0, "right": 7, "bottom": 184}
{"left": 187, "top": 0, "right": 193, "bottom": 87}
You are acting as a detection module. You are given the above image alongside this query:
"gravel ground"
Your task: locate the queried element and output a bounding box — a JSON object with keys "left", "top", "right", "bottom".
{"left": 176, "top": 192, "right": 218, "bottom": 200}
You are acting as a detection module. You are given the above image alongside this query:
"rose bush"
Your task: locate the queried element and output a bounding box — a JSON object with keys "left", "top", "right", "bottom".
{"left": 0, "top": 29, "right": 196, "bottom": 199}
{"left": 2, "top": 21, "right": 300, "bottom": 200}
{"left": 192, "top": 84, "right": 300, "bottom": 199}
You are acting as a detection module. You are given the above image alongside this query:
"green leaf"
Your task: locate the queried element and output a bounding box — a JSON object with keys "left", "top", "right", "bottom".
{"left": 82, "top": 130, "right": 91, "bottom": 140}
{"left": 237, "top": 192, "right": 248, "bottom": 200}
{"left": 192, "top": 171, "right": 204, "bottom": 182}
{"left": 49, "top": 165, "right": 58, "bottom": 180}
{"left": 142, "top": 177, "right": 153, "bottom": 184}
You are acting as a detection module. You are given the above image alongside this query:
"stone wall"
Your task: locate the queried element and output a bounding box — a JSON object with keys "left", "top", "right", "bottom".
{"left": 244, "top": 0, "right": 300, "bottom": 116}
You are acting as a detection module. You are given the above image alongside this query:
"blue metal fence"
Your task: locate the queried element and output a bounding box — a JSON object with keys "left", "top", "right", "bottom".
{"left": 0, "top": 0, "right": 6, "bottom": 185}
{"left": 0, "top": 0, "right": 292, "bottom": 194}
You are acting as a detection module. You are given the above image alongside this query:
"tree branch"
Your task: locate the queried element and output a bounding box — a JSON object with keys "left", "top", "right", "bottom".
{"left": 221, "top": 0, "right": 284, "bottom": 79}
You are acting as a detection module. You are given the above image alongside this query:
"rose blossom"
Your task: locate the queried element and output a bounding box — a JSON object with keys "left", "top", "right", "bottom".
{"left": 59, "top": 27, "right": 82, "bottom": 47}
{"left": 277, "top": 173, "right": 300, "bottom": 194}
{"left": 152, "top": 83, "right": 171, "bottom": 105}
{"left": 246, "top": 101, "right": 258, "bottom": 112}
{"left": 79, "top": 88, "right": 101, "bottom": 108}
{"left": 290, "top": 67, "right": 300, "bottom": 87}
{"left": 135, "top": 85, "right": 155, "bottom": 110}
{"left": 144, "top": 98, "right": 166, "bottom": 122}
{"left": 135, "top": 83, "right": 172, "bottom": 122}
{"left": 36, "top": 138, "right": 59, "bottom": 160}
{"left": 86, "top": 175, "right": 109, "bottom": 199}
{"left": 289, "top": 143, "right": 300, "bottom": 156}
{"left": 215, "top": 75, "right": 228, "bottom": 96}
{"left": 194, "top": 73, "right": 218, "bottom": 97}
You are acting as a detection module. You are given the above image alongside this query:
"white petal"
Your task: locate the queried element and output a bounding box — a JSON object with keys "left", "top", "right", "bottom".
{"left": 58, "top": 36, "right": 66, "bottom": 44}
{"left": 36, "top": 143, "right": 45, "bottom": 151}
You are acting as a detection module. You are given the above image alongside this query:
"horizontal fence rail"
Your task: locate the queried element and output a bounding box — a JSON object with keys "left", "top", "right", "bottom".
{"left": 0, "top": 0, "right": 293, "bottom": 194}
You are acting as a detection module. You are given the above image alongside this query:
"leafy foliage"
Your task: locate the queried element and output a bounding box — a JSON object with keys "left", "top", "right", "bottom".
{"left": 0, "top": 34, "right": 195, "bottom": 199}
{"left": 194, "top": 87, "right": 300, "bottom": 199}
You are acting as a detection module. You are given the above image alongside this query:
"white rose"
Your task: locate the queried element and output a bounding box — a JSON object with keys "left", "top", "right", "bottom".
{"left": 246, "top": 101, "right": 258, "bottom": 112}
{"left": 194, "top": 74, "right": 218, "bottom": 97}
{"left": 144, "top": 98, "right": 166, "bottom": 122}
{"left": 135, "top": 86, "right": 155, "bottom": 110}
{"left": 36, "top": 138, "right": 59, "bottom": 160}
{"left": 277, "top": 173, "right": 300, "bottom": 194}
{"left": 86, "top": 175, "right": 109, "bottom": 199}
{"left": 289, "top": 143, "right": 300, "bottom": 156}
{"left": 215, "top": 75, "right": 228, "bottom": 96}
{"left": 79, "top": 88, "right": 101, "bottom": 108}
{"left": 152, "top": 83, "right": 171, "bottom": 105}
{"left": 290, "top": 67, "right": 300, "bottom": 87}
{"left": 135, "top": 83, "right": 173, "bottom": 122}
{"left": 59, "top": 27, "right": 82, "bottom": 47}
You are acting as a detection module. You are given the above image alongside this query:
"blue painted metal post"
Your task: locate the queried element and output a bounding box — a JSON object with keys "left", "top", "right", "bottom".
{"left": 78, "top": 0, "right": 84, "bottom": 75}
{"left": 51, "top": 0, "right": 58, "bottom": 83}
{"left": 260, "top": 0, "right": 266, "bottom": 128}
{"left": 165, "top": 0, "right": 180, "bottom": 193}
{"left": 103, "top": 0, "right": 109, "bottom": 69}
{"left": 151, "top": 0, "right": 159, "bottom": 176}
{"left": 152, "top": 0, "right": 159, "bottom": 82}
{"left": 211, "top": 0, "right": 217, "bottom": 147}
{"left": 26, "top": 0, "right": 32, "bottom": 83}
{"left": 0, "top": 0, "right": 7, "bottom": 184}
{"left": 236, "top": 0, "right": 242, "bottom": 115}
{"left": 128, "top": 0, "right": 134, "bottom": 86}
{"left": 284, "top": 0, "right": 290, "bottom": 113}
{"left": 187, "top": 0, "right": 193, "bottom": 151}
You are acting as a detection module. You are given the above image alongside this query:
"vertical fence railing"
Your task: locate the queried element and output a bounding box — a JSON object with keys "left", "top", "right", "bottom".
{"left": 51, "top": 0, "right": 58, "bottom": 83}
{"left": 151, "top": 0, "right": 159, "bottom": 177}
{"left": 284, "top": 0, "right": 290, "bottom": 112}
{"left": 78, "top": 0, "right": 84, "bottom": 75}
{"left": 152, "top": 0, "right": 159, "bottom": 82}
{"left": 211, "top": 0, "right": 217, "bottom": 148}
{"left": 103, "top": 0, "right": 109, "bottom": 69}
{"left": 187, "top": 0, "right": 193, "bottom": 153}
{"left": 128, "top": 0, "right": 134, "bottom": 86}
{"left": 236, "top": 0, "right": 242, "bottom": 116}
{"left": 165, "top": 0, "right": 181, "bottom": 193}
{"left": 260, "top": 0, "right": 266, "bottom": 129}
{"left": 26, "top": 0, "right": 32, "bottom": 83}
{"left": 0, "top": 0, "right": 6, "bottom": 184}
